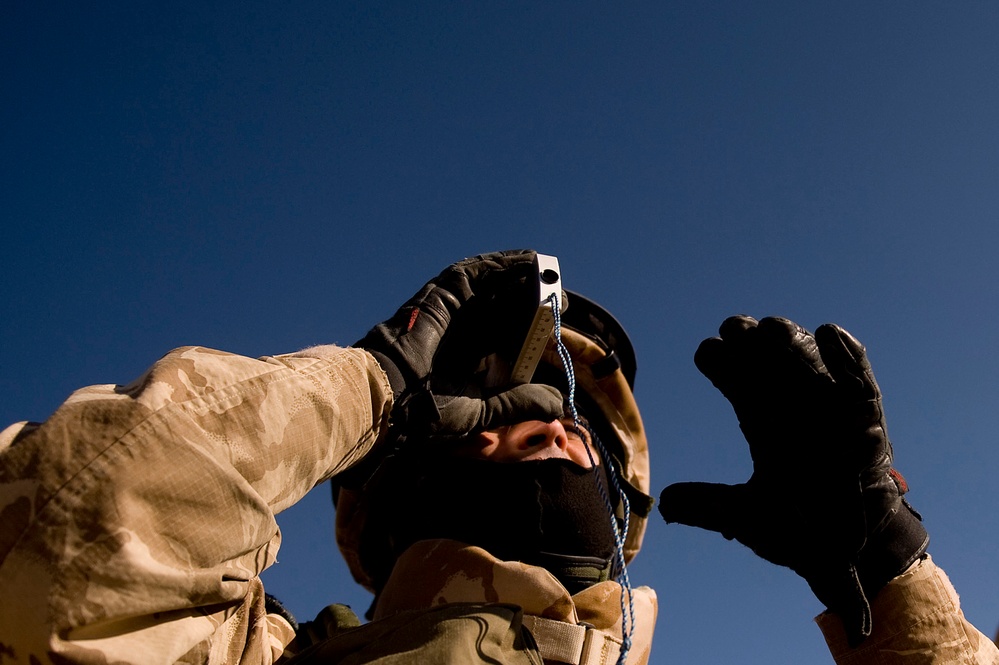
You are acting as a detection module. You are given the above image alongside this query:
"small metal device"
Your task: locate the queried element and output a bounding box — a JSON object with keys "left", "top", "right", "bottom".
{"left": 510, "top": 253, "right": 564, "bottom": 384}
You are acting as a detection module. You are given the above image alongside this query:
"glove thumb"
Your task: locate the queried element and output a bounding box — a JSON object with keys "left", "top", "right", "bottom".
{"left": 659, "top": 482, "right": 746, "bottom": 540}
{"left": 432, "top": 384, "right": 564, "bottom": 438}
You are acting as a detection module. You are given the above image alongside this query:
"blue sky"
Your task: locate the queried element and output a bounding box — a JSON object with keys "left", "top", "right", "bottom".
{"left": 3, "top": 2, "right": 999, "bottom": 662}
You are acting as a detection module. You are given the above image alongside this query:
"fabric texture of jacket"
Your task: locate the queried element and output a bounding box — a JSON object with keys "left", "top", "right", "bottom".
{"left": 0, "top": 345, "right": 995, "bottom": 663}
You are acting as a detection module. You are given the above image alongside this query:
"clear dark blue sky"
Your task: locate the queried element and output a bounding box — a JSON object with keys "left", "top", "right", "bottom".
{"left": 4, "top": 2, "right": 999, "bottom": 662}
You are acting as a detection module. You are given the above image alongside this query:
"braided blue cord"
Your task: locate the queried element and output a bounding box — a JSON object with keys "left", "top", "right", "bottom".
{"left": 550, "top": 294, "right": 635, "bottom": 665}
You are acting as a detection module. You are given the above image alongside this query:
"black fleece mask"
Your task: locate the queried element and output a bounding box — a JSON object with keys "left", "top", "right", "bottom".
{"left": 364, "top": 454, "right": 619, "bottom": 593}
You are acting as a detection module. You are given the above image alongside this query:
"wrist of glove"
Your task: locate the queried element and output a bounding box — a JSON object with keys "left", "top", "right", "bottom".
{"left": 357, "top": 250, "right": 563, "bottom": 442}
{"left": 659, "top": 316, "right": 928, "bottom": 647}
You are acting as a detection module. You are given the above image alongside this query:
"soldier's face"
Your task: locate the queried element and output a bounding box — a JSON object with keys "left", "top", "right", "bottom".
{"left": 455, "top": 417, "right": 598, "bottom": 468}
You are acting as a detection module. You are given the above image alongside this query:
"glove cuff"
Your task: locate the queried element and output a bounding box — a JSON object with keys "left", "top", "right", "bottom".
{"left": 808, "top": 495, "right": 929, "bottom": 647}
{"left": 856, "top": 497, "right": 929, "bottom": 601}
{"left": 362, "top": 348, "right": 407, "bottom": 398}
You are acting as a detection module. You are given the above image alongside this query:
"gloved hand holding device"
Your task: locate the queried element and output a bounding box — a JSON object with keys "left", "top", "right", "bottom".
{"left": 355, "top": 249, "right": 564, "bottom": 443}
{"left": 659, "top": 315, "right": 928, "bottom": 646}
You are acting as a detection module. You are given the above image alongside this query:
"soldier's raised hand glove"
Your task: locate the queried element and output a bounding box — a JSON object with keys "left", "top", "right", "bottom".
{"left": 356, "top": 250, "right": 563, "bottom": 442}
{"left": 659, "top": 316, "right": 928, "bottom": 646}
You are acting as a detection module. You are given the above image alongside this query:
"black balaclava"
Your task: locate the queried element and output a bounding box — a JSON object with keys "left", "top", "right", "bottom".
{"left": 360, "top": 450, "right": 620, "bottom": 595}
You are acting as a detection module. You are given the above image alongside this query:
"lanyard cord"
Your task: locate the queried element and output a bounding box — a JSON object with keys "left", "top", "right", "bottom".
{"left": 550, "top": 294, "right": 634, "bottom": 665}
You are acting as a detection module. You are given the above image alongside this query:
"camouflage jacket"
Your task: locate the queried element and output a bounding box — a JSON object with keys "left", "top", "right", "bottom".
{"left": 0, "top": 345, "right": 391, "bottom": 664}
{"left": 286, "top": 539, "right": 658, "bottom": 665}
{"left": 815, "top": 555, "right": 999, "bottom": 665}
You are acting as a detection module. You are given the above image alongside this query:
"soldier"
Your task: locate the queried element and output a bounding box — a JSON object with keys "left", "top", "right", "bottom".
{"left": 325, "top": 261, "right": 657, "bottom": 663}
{"left": 0, "top": 250, "right": 996, "bottom": 664}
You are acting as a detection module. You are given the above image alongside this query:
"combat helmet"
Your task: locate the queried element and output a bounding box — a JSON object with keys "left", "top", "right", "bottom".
{"left": 334, "top": 288, "right": 653, "bottom": 594}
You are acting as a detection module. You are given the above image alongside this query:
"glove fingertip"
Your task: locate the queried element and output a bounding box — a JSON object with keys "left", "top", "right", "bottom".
{"left": 718, "top": 315, "right": 758, "bottom": 339}
{"left": 815, "top": 324, "right": 878, "bottom": 393}
{"left": 659, "top": 481, "right": 741, "bottom": 536}
{"left": 693, "top": 337, "right": 726, "bottom": 376}
{"left": 816, "top": 324, "right": 867, "bottom": 361}
{"left": 658, "top": 482, "right": 703, "bottom": 524}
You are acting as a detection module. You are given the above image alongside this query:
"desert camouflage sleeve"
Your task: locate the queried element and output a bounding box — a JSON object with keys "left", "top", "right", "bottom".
{"left": 816, "top": 555, "right": 999, "bottom": 664}
{"left": 0, "top": 344, "right": 393, "bottom": 665}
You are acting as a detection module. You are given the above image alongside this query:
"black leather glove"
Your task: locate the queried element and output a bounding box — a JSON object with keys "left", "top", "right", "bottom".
{"left": 659, "top": 316, "right": 928, "bottom": 646}
{"left": 356, "top": 250, "right": 563, "bottom": 442}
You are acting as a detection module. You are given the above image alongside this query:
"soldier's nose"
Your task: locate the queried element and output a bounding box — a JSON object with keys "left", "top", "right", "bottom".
{"left": 467, "top": 419, "right": 593, "bottom": 467}
{"left": 510, "top": 419, "right": 570, "bottom": 453}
